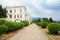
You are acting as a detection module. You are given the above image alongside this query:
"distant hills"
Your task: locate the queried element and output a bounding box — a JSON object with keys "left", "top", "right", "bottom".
{"left": 32, "top": 17, "right": 41, "bottom": 20}
{"left": 32, "top": 17, "right": 60, "bottom": 22}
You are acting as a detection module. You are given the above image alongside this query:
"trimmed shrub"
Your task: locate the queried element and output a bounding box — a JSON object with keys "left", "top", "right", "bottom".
{"left": 0, "top": 20, "right": 7, "bottom": 25}
{"left": 4, "top": 21, "right": 15, "bottom": 32}
{"left": 48, "top": 23, "right": 60, "bottom": 34}
{"left": 0, "top": 25, "right": 8, "bottom": 35}
{"left": 41, "top": 22, "right": 48, "bottom": 28}
{"left": 14, "top": 22, "right": 22, "bottom": 30}
{"left": 3, "top": 21, "right": 29, "bottom": 33}
{"left": 35, "top": 22, "right": 41, "bottom": 26}
{"left": 20, "top": 22, "right": 26, "bottom": 26}
{"left": 4, "top": 21, "right": 24, "bottom": 32}
{"left": 21, "top": 21, "right": 29, "bottom": 26}
{"left": 23, "top": 21, "right": 29, "bottom": 26}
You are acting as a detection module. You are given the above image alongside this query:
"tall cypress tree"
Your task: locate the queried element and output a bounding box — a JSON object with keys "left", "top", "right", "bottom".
{"left": 0, "top": 5, "right": 7, "bottom": 18}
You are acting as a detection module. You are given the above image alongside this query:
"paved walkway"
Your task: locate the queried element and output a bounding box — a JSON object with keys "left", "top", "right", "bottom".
{"left": 6, "top": 23, "right": 50, "bottom": 40}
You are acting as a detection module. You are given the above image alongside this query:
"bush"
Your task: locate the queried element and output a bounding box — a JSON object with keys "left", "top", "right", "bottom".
{"left": 4, "top": 21, "right": 25, "bottom": 32}
{"left": 20, "top": 22, "right": 26, "bottom": 26}
{"left": 48, "top": 23, "right": 60, "bottom": 34}
{"left": 35, "top": 22, "right": 41, "bottom": 26}
{"left": 3, "top": 21, "right": 29, "bottom": 33}
{"left": 4, "top": 21, "right": 16, "bottom": 32}
{"left": 21, "top": 21, "right": 29, "bottom": 26}
{"left": 14, "top": 22, "right": 22, "bottom": 30}
{"left": 0, "top": 20, "right": 7, "bottom": 25}
{"left": 41, "top": 22, "right": 48, "bottom": 28}
{"left": 0, "top": 25, "right": 8, "bottom": 35}
{"left": 23, "top": 21, "right": 29, "bottom": 26}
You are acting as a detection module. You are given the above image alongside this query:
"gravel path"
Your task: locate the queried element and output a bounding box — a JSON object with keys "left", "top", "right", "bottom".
{"left": 6, "top": 23, "right": 50, "bottom": 40}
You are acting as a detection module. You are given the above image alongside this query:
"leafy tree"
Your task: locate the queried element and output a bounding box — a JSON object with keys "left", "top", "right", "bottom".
{"left": 36, "top": 18, "right": 41, "bottom": 22}
{"left": 33, "top": 18, "right": 41, "bottom": 23}
{"left": 0, "top": 5, "right": 7, "bottom": 18}
{"left": 49, "top": 17, "right": 53, "bottom": 23}
{"left": 42, "top": 18, "right": 49, "bottom": 23}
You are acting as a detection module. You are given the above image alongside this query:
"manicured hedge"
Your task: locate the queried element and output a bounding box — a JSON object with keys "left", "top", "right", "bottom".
{"left": 0, "top": 21, "right": 29, "bottom": 35}
{"left": 0, "top": 25, "right": 8, "bottom": 35}
{"left": 4, "top": 21, "right": 16, "bottom": 32}
{"left": 48, "top": 23, "right": 60, "bottom": 34}
{"left": 4, "top": 21, "right": 29, "bottom": 32}
{"left": 21, "top": 21, "right": 29, "bottom": 26}
{"left": 14, "top": 22, "right": 22, "bottom": 30}
{"left": 41, "top": 22, "right": 48, "bottom": 28}
{"left": 35, "top": 22, "right": 41, "bottom": 26}
{"left": 0, "top": 20, "right": 7, "bottom": 25}
{"left": 22, "top": 21, "right": 29, "bottom": 26}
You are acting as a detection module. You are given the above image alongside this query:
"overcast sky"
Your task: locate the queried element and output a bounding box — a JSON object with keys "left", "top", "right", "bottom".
{"left": 0, "top": 0, "right": 60, "bottom": 21}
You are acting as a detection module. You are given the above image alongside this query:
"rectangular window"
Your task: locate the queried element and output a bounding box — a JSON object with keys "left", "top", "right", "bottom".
{"left": 10, "top": 15, "right": 12, "bottom": 18}
{"left": 20, "top": 15, "right": 22, "bottom": 18}
{"left": 17, "top": 15, "right": 19, "bottom": 18}
{"left": 14, "top": 10, "right": 16, "bottom": 13}
{"left": 20, "top": 9, "right": 22, "bottom": 13}
{"left": 14, "top": 15, "right": 16, "bottom": 18}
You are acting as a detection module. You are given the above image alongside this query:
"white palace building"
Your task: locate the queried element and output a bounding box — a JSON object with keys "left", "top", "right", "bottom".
{"left": 5, "top": 6, "right": 32, "bottom": 22}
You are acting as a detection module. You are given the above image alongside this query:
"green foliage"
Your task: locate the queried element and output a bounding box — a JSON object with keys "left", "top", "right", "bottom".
{"left": 49, "top": 17, "right": 53, "bottom": 23}
{"left": 33, "top": 18, "right": 41, "bottom": 23}
{"left": 35, "top": 22, "right": 41, "bottom": 26}
{"left": 14, "top": 22, "right": 22, "bottom": 30}
{"left": 4, "top": 21, "right": 29, "bottom": 32}
{"left": 23, "top": 21, "right": 29, "bottom": 26}
{"left": 35, "top": 18, "right": 41, "bottom": 22}
{"left": 21, "top": 21, "right": 29, "bottom": 26}
{"left": 0, "top": 25, "right": 8, "bottom": 35}
{"left": 0, "top": 5, "right": 7, "bottom": 18}
{"left": 41, "top": 22, "right": 48, "bottom": 28}
{"left": 4, "top": 21, "right": 23, "bottom": 32}
{"left": 48, "top": 23, "right": 60, "bottom": 34}
{"left": 0, "top": 21, "right": 29, "bottom": 35}
{"left": 0, "top": 20, "right": 7, "bottom": 25}
{"left": 4, "top": 21, "right": 16, "bottom": 32}
{"left": 43, "top": 18, "right": 49, "bottom": 23}
{"left": 21, "top": 22, "right": 26, "bottom": 26}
